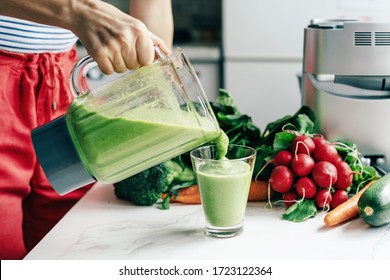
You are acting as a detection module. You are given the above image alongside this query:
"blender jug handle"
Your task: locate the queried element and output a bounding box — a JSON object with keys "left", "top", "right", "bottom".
{"left": 70, "top": 55, "right": 96, "bottom": 97}
{"left": 70, "top": 46, "right": 167, "bottom": 97}
{"left": 153, "top": 45, "right": 166, "bottom": 60}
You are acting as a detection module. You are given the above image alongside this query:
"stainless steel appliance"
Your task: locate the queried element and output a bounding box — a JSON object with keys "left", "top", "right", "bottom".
{"left": 301, "top": 19, "right": 390, "bottom": 172}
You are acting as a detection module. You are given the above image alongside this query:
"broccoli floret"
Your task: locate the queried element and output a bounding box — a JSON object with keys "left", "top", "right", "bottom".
{"left": 113, "top": 157, "right": 195, "bottom": 206}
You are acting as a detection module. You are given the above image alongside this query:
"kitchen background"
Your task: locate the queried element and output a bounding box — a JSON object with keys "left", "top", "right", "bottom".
{"left": 80, "top": 0, "right": 390, "bottom": 130}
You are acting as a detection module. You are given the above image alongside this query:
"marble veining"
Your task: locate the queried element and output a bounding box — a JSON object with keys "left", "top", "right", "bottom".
{"left": 60, "top": 209, "right": 204, "bottom": 259}
{"left": 25, "top": 183, "right": 390, "bottom": 260}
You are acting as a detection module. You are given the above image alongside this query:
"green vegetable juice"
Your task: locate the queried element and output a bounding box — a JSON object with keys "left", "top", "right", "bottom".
{"left": 67, "top": 105, "right": 220, "bottom": 182}
{"left": 196, "top": 160, "right": 252, "bottom": 227}
{"left": 66, "top": 69, "right": 221, "bottom": 183}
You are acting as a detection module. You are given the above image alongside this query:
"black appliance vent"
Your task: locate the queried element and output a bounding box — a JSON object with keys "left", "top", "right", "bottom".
{"left": 375, "top": 32, "right": 390, "bottom": 46}
{"left": 355, "top": 32, "right": 372, "bottom": 46}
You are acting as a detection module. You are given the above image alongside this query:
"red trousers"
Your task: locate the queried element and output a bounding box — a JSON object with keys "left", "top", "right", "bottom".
{"left": 0, "top": 47, "right": 91, "bottom": 259}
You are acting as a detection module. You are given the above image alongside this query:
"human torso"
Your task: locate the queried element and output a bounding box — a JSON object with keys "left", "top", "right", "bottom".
{"left": 0, "top": 16, "right": 78, "bottom": 53}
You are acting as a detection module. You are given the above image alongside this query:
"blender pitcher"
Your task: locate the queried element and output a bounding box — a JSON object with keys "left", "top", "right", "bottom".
{"left": 31, "top": 48, "right": 221, "bottom": 195}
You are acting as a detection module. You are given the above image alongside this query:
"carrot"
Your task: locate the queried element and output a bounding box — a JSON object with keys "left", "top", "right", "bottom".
{"left": 324, "top": 180, "right": 377, "bottom": 226}
{"left": 163, "top": 180, "right": 273, "bottom": 204}
{"left": 162, "top": 185, "right": 201, "bottom": 204}
{"left": 248, "top": 180, "right": 274, "bottom": 201}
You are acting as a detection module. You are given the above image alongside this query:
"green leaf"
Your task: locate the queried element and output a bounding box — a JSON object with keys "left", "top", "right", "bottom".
{"left": 210, "top": 89, "right": 262, "bottom": 149}
{"left": 296, "top": 114, "right": 315, "bottom": 134}
{"left": 282, "top": 199, "right": 317, "bottom": 222}
{"left": 273, "top": 132, "right": 296, "bottom": 152}
{"left": 217, "top": 112, "right": 248, "bottom": 126}
{"left": 350, "top": 165, "right": 380, "bottom": 193}
{"left": 253, "top": 145, "right": 275, "bottom": 180}
{"left": 214, "top": 88, "right": 240, "bottom": 115}
{"left": 169, "top": 181, "right": 197, "bottom": 197}
{"left": 330, "top": 140, "right": 381, "bottom": 193}
{"left": 260, "top": 106, "right": 317, "bottom": 147}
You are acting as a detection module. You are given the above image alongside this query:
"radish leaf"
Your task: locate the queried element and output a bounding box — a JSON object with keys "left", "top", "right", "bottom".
{"left": 273, "top": 132, "right": 296, "bottom": 152}
{"left": 282, "top": 199, "right": 317, "bottom": 222}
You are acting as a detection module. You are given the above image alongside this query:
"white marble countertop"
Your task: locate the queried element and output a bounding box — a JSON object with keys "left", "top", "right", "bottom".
{"left": 24, "top": 182, "right": 390, "bottom": 260}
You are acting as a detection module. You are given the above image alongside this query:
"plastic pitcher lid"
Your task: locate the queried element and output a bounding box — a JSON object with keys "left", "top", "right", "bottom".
{"left": 31, "top": 115, "right": 96, "bottom": 195}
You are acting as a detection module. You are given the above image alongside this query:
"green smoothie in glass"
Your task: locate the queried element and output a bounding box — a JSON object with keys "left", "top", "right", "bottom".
{"left": 191, "top": 144, "right": 256, "bottom": 238}
{"left": 196, "top": 160, "right": 252, "bottom": 227}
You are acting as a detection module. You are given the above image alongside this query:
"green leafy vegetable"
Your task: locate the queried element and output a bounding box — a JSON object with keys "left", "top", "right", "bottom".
{"left": 260, "top": 106, "right": 316, "bottom": 147}
{"left": 254, "top": 107, "right": 317, "bottom": 182}
{"left": 210, "top": 89, "right": 262, "bottom": 149}
{"left": 273, "top": 132, "right": 296, "bottom": 152}
{"left": 282, "top": 200, "right": 317, "bottom": 222}
{"left": 115, "top": 88, "right": 381, "bottom": 226}
{"left": 333, "top": 140, "right": 381, "bottom": 193}
{"left": 113, "top": 157, "right": 195, "bottom": 208}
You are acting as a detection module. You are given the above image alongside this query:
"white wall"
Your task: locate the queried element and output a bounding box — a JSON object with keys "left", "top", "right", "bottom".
{"left": 222, "top": 0, "right": 390, "bottom": 130}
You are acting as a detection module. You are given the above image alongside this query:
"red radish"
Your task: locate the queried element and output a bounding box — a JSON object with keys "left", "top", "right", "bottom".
{"left": 313, "top": 143, "right": 341, "bottom": 164}
{"left": 312, "top": 135, "right": 328, "bottom": 149}
{"left": 269, "top": 165, "right": 294, "bottom": 193}
{"left": 333, "top": 161, "right": 353, "bottom": 190}
{"left": 315, "top": 189, "right": 332, "bottom": 208}
{"left": 282, "top": 191, "right": 299, "bottom": 207}
{"left": 291, "top": 154, "right": 315, "bottom": 177}
{"left": 312, "top": 161, "right": 338, "bottom": 188}
{"left": 273, "top": 150, "right": 293, "bottom": 166}
{"left": 291, "top": 135, "right": 316, "bottom": 155}
{"left": 330, "top": 189, "right": 349, "bottom": 210}
{"left": 295, "top": 177, "right": 317, "bottom": 199}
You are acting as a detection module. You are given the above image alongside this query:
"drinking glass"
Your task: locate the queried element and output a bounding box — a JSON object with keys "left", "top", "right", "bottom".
{"left": 190, "top": 144, "right": 256, "bottom": 238}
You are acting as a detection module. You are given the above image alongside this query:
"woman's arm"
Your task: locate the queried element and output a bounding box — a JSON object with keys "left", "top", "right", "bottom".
{"left": 0, "top": 0, "right": 171, "bottom": 74}
{"left": 129, "top": 0, "right": 174, "bottom": 49}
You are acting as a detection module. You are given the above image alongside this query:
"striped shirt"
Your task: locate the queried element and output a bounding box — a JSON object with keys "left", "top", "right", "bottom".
{"left": 0, "top": 16, "right": 78, "bottom": 53}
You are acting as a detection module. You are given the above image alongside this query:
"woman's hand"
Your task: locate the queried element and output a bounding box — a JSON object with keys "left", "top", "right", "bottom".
{"left": 71, "top": 1, "right": 171, "bottom": 74}
{"left": 0, "top": 0, "right": 172, "bottom": 74}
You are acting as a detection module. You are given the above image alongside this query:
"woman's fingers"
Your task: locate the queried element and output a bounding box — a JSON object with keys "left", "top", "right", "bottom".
{"left": 149, "top": 31, "right": 171, "bottom": 56}
{"left": 79, "top": 17, "right": 170, "bottom": 74}
{"left": 110, "top": 31, "right": 168, "bottom": 72}
{"left": 92, "top": 49, "right": 115, "bottom": 75}
{"left": 134, "top": 36, "right": 155, "bottom": 67}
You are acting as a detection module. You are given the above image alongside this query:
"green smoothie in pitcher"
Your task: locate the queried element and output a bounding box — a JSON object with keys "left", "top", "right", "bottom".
{"left": 31, "top": 47, "right": 224, "bottom": 196}
{"left": 64, "top": 54, "right": 226, "bottom": 184}
{"left": 66, "top": 102, "right": 220, "bottom": 183}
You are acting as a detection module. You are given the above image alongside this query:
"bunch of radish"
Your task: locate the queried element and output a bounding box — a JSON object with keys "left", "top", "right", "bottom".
{"left": 268, "top": 134, "right": 354, "bottom": 210}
